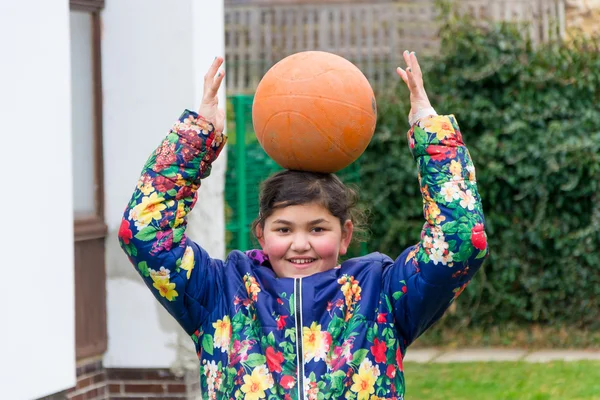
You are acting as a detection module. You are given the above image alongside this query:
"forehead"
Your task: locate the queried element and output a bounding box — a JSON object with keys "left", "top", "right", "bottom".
{"left": 266, "top": 203, "right": 335, "bottom": 224}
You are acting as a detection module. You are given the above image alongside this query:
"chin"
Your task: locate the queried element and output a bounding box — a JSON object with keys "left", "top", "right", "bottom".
{"left": 274, "top": 260, "right": 336, "bottom": 279}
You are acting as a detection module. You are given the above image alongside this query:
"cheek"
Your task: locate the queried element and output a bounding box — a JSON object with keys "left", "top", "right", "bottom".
{"left": 263, "top": 236, "right": 289, "bottom": 258}
{"left": 312, "top": 237, "right": 341, "bottom": 258}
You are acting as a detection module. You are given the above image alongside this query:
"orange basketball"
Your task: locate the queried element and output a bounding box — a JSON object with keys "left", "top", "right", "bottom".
{"left": 252, "top": 51, "right": 377, "bottom": 173}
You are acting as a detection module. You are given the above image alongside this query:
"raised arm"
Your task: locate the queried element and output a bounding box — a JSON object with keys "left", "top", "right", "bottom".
{"left": 118, "top": 58, "right": 228, "bottom": 335}
{"left": 386, "top": 51, "right": 489, "bottom": 346}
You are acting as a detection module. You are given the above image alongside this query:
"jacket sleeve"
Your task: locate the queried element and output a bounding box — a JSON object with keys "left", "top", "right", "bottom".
{"left": 385, "top": 115, "right": 489, "bottom": 347}
{"left": 117, "top": 110, "right": 227, "bottom": 335}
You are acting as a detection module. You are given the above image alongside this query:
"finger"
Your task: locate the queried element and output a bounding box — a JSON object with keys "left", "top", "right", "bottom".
{"left": 209, "top": 70, "right": 226, "bottom": 97}
{"left": 205, "top": 67, "right": 225, "bottom": 100}
{"left": 410, "top": 52, "right": 423, "bottom": 78}
{"left": 406, "top": 66, "right": 417, "bottom": 90}
{"left": 396, "top": 67, "right": 409, "bottom": 86}
{"left": 204, "top": 57, "right": 224, "bottom": 89}
{"left": 403, "top": 50, "right": 412, "bottom": 69}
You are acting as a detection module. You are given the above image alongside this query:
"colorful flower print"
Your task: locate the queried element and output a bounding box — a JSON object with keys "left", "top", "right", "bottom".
{"left": 118, "top": 218, "right": 133, "bottom": 245}
{"left": 150, "top": 273, "right": 177, "bottom": 301}
{"left": 265, "top": 347, "right": 284, "bottom": 373}
{"left": 303, "top": 322, "right": 332, "bottom": 363}
{"left": 244, "top": 274, "right": 261, "bottom": 302}
{"left": 370, "top": 338, "right": 388, "bottom": 364}
{"left": 350, "top": 358, "right": 380, "bottom": 400}
{"left": 132, "top": 192, "right": 166, "bottom": 226}
{"left": 178, "top": 246, "right": 194, "bottom": 279}
{"left": 422, "top": 116, "right": 455, "bottom": 141}
{"left": 212, "top": 316, "right": 232, "bottom": 352}
{"left": 240, "top": 365, "right": 274, "bottom": 400}
{"left": 471, "top": 223, "right": 487, "bottom": 250}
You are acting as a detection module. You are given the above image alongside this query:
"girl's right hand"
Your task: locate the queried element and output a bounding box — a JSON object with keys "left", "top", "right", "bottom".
{"left": 396, "top": 51, "right": 435, "bottom": 125}
{"left": 198, "top": 57, "right": 226, "bottom": 132}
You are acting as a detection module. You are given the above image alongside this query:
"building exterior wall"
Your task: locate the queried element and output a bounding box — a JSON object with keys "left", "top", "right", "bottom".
{"left": 0, "top": 0, "right": 225, "bottom": 398}
{"left": 0, "top": 1, "right": 76, "bottom": 399}
{"left": 102, "top": 0, "right": 226, "bottom": 370}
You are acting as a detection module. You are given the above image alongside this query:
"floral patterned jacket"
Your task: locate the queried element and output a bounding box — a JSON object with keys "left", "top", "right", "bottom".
{"left": 118, "top": 110, "right": 488, "bottom": 400}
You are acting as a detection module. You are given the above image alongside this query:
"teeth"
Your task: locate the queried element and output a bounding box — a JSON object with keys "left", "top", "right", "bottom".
{"left": 289, "top": 259, "right": 315, "bottom": 264}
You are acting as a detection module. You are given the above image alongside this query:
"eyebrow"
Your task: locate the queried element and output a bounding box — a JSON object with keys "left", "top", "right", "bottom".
{"left": 272, "top": 218, "right": 330, "bottom": 225}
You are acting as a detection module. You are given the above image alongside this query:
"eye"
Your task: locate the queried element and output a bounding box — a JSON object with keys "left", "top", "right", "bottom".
{"left": 276, "top": 227, "right": 290, "bottom": 234}
{"left": 311, "top": 227, "right": 325, "bottom": 233}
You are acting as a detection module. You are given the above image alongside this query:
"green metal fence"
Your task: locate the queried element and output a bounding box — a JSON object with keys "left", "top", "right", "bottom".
{"left": 225, "top": 94, "right": 367, "bottom": 257}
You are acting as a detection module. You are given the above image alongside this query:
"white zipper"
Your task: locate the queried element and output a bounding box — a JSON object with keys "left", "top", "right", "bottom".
{"left": 294, "top": 278, "right": 305, "bottom": 400}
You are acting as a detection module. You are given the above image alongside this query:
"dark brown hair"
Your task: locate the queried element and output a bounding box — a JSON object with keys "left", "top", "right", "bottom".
{"left": 252, "top": 170, "right": 368, "bottom": 243}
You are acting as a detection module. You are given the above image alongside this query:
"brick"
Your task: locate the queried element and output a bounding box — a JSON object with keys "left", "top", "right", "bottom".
{"left": 69, "top": 394, "right": 86, "bottom": 400}
{"left": 93, "top": 371, "right": 107, "bottom": 384}
{"left": 107, "top": 368, "right": 146, "bottom": 380}
{"left": 108, "top": 384, "right": 122, "bottom": 394}
{"left": 77, "top": 360, "right": 103, "bottom": 376}
{"left": 76, "top": 376, "right": 93, "bottom": 390}
{"left": 84, "top": 388, "right": 98, "bottom": 399}
{"left": 124, "top": 383, "right": 166, "bottom": 394}
{"left": 110, "top": 397, "right": 146, "bottom": 400}
{"left": 168, "top": 384, "right": 187, "bottom": 394}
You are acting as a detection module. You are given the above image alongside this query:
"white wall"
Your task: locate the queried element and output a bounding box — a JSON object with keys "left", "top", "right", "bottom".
{"left": 102, "top": 0, "right": 226, "bottom": 368}
{"left": 0, "top": 2, "right": 76, "bottom": 399}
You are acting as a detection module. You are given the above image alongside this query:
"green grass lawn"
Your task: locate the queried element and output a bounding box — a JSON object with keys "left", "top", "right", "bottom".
{"left": 404, "top": 361, "right": 600, "bottom": 400}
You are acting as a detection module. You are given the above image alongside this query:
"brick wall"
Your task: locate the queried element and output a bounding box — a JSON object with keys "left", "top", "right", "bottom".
{"left": 39, "top": 358, "right": 200, "bottom": 400}
{"left": 66, "top": 358, "right": 107, "bottom": 400}
{"left": 106, "top": 367, "right": 197, "bottom": 399}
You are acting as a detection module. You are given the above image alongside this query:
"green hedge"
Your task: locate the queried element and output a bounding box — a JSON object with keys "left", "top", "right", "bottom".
{"left": 360, "top": 17, "right": 600, "bottom": 329}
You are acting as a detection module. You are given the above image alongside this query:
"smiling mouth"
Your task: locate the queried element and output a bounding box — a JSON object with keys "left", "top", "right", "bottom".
{"left": 287, "top": 258, "right": 317, "bottom": 266}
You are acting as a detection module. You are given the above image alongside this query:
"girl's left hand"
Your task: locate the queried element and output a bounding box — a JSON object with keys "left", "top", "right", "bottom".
{"left": 396, "top": 51, "right": 433, "bottom": 123}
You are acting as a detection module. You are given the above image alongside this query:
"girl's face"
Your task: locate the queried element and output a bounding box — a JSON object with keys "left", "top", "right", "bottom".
{"left": 256, "top": 203, "right": 354, "bottom": 279}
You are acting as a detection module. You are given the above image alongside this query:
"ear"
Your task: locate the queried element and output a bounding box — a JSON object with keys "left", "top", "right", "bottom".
{"left": 338, "top": 220, "right": 354, "bottom": 256}
{"left": 255, "top": 224, "right": 266, "bottom": 249}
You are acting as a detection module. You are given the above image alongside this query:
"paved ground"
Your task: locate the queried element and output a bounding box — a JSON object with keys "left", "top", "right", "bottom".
{"left": 404, "top": 348, "right": 600, "bottom": 363}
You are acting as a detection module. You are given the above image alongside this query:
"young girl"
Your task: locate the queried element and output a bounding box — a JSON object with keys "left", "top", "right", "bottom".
{"left": 119, "top": 51, "right": 488, "bottom": 400}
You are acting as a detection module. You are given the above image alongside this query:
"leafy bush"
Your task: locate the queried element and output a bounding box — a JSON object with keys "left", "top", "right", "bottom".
{"left": 360, "top": 16, "right": 600, "bottom": 329}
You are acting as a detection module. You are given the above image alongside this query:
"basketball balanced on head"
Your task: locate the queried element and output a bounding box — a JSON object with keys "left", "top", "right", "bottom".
{"left": 252, "top": 51, "right": 377, "bottom": 173}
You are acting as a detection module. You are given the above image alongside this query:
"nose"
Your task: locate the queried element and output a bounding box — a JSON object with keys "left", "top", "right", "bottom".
{"left": 290, "top": 233, "right": 311, "bottom": 252}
